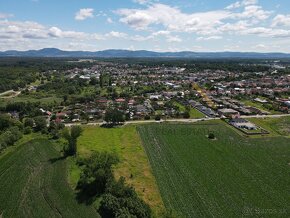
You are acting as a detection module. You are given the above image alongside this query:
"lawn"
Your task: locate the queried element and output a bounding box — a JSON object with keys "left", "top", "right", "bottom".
{"left": 173, "top": 101, "right": 205, "bottom": 119}
{"left": 0, "top": 138, "right": 99, "bottom": 218}
{"left": 249, "top": 116, "right": 290, "bottom": 137}
{"left": 190, "top": 108, "right": 205, "bottom": 119}
{"left": 0, "top": 94, "right": 62, "bottom": 107}
{"left": 242, "top": 100, "right": 281, "bottom": 115}
{"left": 173, "top": 101, "right": 186, "bottom": 111}
{"left": 137, "top": 121, "right": 290, "bottom": 217}
{"left": 73, "top": 125, "right": 165, "bottom": 217}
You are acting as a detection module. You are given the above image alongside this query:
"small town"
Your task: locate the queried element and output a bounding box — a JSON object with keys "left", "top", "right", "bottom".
{"left": 4, "top": 60, "right": 285, "bottom": 136}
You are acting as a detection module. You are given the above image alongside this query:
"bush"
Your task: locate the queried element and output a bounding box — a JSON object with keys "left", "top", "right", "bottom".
{"left": 0, "top": 126, "right": 23, "bottom": 149}
{"left": 99, "top": 187, "right": 151, "bottom": 218}
{"left": 104, "top": 109, "right": 125, "bottom": 125}
{"left": 99, "top": 194, "right": 121, "bottom": 218}
{"left": 24, "top": 126, "right": 32, "bottom": 135}
{"left": 62, "top": 126, "right": 83, "bottom": 156}
{"left": 0, "top": 114, "right": 12, "bottom": 131}
{"left": 24, "top": 118, "right": 34, "bottom": 128}
{"left": 76, "top": 152, "right": 119, "bottom": 202}
{"left": 34, "top": 116, "right": 47, "bottom": 132}
{"left": 155, "top": 115, "right": 161, "bottom": 121}
{"left": 208, "top": 132, "right": 215, "bottom": 139}
{"left": 144, "top": 115, "right": 150, "bottom": 120}
{"left": 183, "top": 111, "right": 190, "bottom": 119}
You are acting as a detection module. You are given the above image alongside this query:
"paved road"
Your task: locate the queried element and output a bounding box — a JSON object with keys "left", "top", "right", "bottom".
{"left": 64, "top": 118, "right": 217, "bottom": 127}
{"left": 64, "top": 114, "right": 290, "bottom": 127}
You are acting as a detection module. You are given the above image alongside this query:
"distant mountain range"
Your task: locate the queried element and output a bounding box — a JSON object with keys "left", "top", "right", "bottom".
{"left": 1, "top": 48, "right": 290, "bottom": 59}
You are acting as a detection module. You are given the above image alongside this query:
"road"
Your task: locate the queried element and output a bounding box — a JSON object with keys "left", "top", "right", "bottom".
{"left": 0, "top": 90, "right": 21, "bottom": 98}
{"left": 64, "top": 113, "right": 290, "bottom": 127}
{"left": 240, "top": 114, "right": 290, "bottom": 118}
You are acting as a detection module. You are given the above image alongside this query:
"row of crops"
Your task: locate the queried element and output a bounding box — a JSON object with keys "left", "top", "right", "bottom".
{"left": 0, "top": 138, "right": 99, "bottom": 218}
{"left": 138, "top": 122, "right": 290, "bottom": 217}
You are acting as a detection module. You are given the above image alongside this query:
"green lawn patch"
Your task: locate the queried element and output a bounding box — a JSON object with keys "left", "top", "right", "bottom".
{"left": 190, "top": 108, "right": 205, "bottom": 119}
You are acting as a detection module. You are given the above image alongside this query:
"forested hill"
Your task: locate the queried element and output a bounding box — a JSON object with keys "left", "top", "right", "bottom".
{"left": 1, "top": 48, "right": 290, "bottom": 59}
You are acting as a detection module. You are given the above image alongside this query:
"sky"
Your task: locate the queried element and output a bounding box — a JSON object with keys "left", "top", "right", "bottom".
{"left": 1, "top": 0, "right": 290, "bottom": 52}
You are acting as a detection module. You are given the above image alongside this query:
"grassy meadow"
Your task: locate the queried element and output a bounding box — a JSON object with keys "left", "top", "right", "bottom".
{"left": 72, "top": 125, "right": 165, "bottom": 217}
{"left": 0, "top": 94, "right": 62, "bottom": 107}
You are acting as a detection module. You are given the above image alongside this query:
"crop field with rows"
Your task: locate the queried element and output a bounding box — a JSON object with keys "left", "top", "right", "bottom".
{"left": 0, "top": 138, "right": 99, "bottom": 218}
{"left": 137, "top": 121, "right": 290, "bottom": 217}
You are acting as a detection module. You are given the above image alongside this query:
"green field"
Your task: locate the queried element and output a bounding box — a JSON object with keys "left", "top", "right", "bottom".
{"left": 249, "top": 117, "right": 290, "bottom": 137}
{"left": 138, "top": 121, "right": 290, "bottom": 217}
{"left": 0, "top": 95, "right": 62, "bottom": 107}
{"left": 0, "top": 138, "right": 99, "bottom": 218}
{"left": 74, "top": 125, "right": 165, "bottom": 216}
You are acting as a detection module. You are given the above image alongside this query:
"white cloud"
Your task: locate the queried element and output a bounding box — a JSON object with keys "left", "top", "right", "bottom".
{"left": 226, "top": 0, "right": 258, "bottom": 10}
{"left": 235, "top": 5, "right": 272, "bottom": 20}
{"left": 226, "top": 2, "right": 241, "bottom": 10}
{"left": 118, "top": 10, "right": 155, "bottom": 30}
{"left": 75, "top": 8, "right": 94, "bottom": 21}
{"left": 133, "top": 0, "right": 157, "bottom": 5}
{"left": 0, "top": 13, "right": 13, "bottom": 19}
{"left": 105, "top": 31, "right": 128, "bottom": 38}
{"left": 166, "top": 35, "right": 182, "bottom": 43}
{"left": 0, "top": 20, "right": 91, "bottom": 40}
{"left": 243, "top": 0, "right": 258, "bottom": 6}
{"left": 117, "top": 3, "right": 231, "bottom": 34}
{"left": 2, "top": 0, "right": 290, "bottom": 52}
{"left": 48, "top": 27, "right": 62, "bottom": 37}
{"left": 151, "top": 30, "right": 170, "bottom": 36}
{"left": 272, "top": 14, "right": 290, "bottom": 27}
{"left": 5, "top": 25, "right": 21, "bottom": 33}
{"left": 48, "top": 27, "right": 87, "bottom": 39}
{"left": 241, "top": 27, "right": 290, "bottom": 38}
{"left": 107, "top": 17, "right": 113, "bottom": 23}
{"left": 0, "top": 20, "right": 46, "bottom": 39}
{"left": 196, "top": 36, "right": 222, "bottom": 41}
{"left": 219, "top": 20, "right": 250, "bottom": 33}
{"left": 253, "top": 43, "right": 266, "bottom": 49}
{"left": 117, "top": 1, "right": 275, "bottom": 42}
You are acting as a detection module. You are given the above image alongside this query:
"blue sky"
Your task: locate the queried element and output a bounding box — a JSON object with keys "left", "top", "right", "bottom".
{"left": 1, "top": 0, "right": 290, "bottom": 52}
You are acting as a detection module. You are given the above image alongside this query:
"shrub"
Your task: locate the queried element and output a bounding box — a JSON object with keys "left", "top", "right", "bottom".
{"left": 24, "top": 118, "right": 34, "bottom": 128}
{"left": 24, "top": 126, "right": 32, "bottom": 135}
{"left": 155, "top": 115, "right": 161, "bottom": 121}
{"left": 183, "top": 111, "right": 190, "bottom": 119}
{"left": 208, "top": 132, "right": 215, "bottom": 139}
{"left": 62, "top": 126, "right": 83, "bottom": 156}
{"left": 76, "top": 152, "right": 119, "bottom": 202}
{"left": 34, "top": 116, "right": 47, "bottom": 132}
{"left": 144, "top": 115, "right": 150, "bottom": 120}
